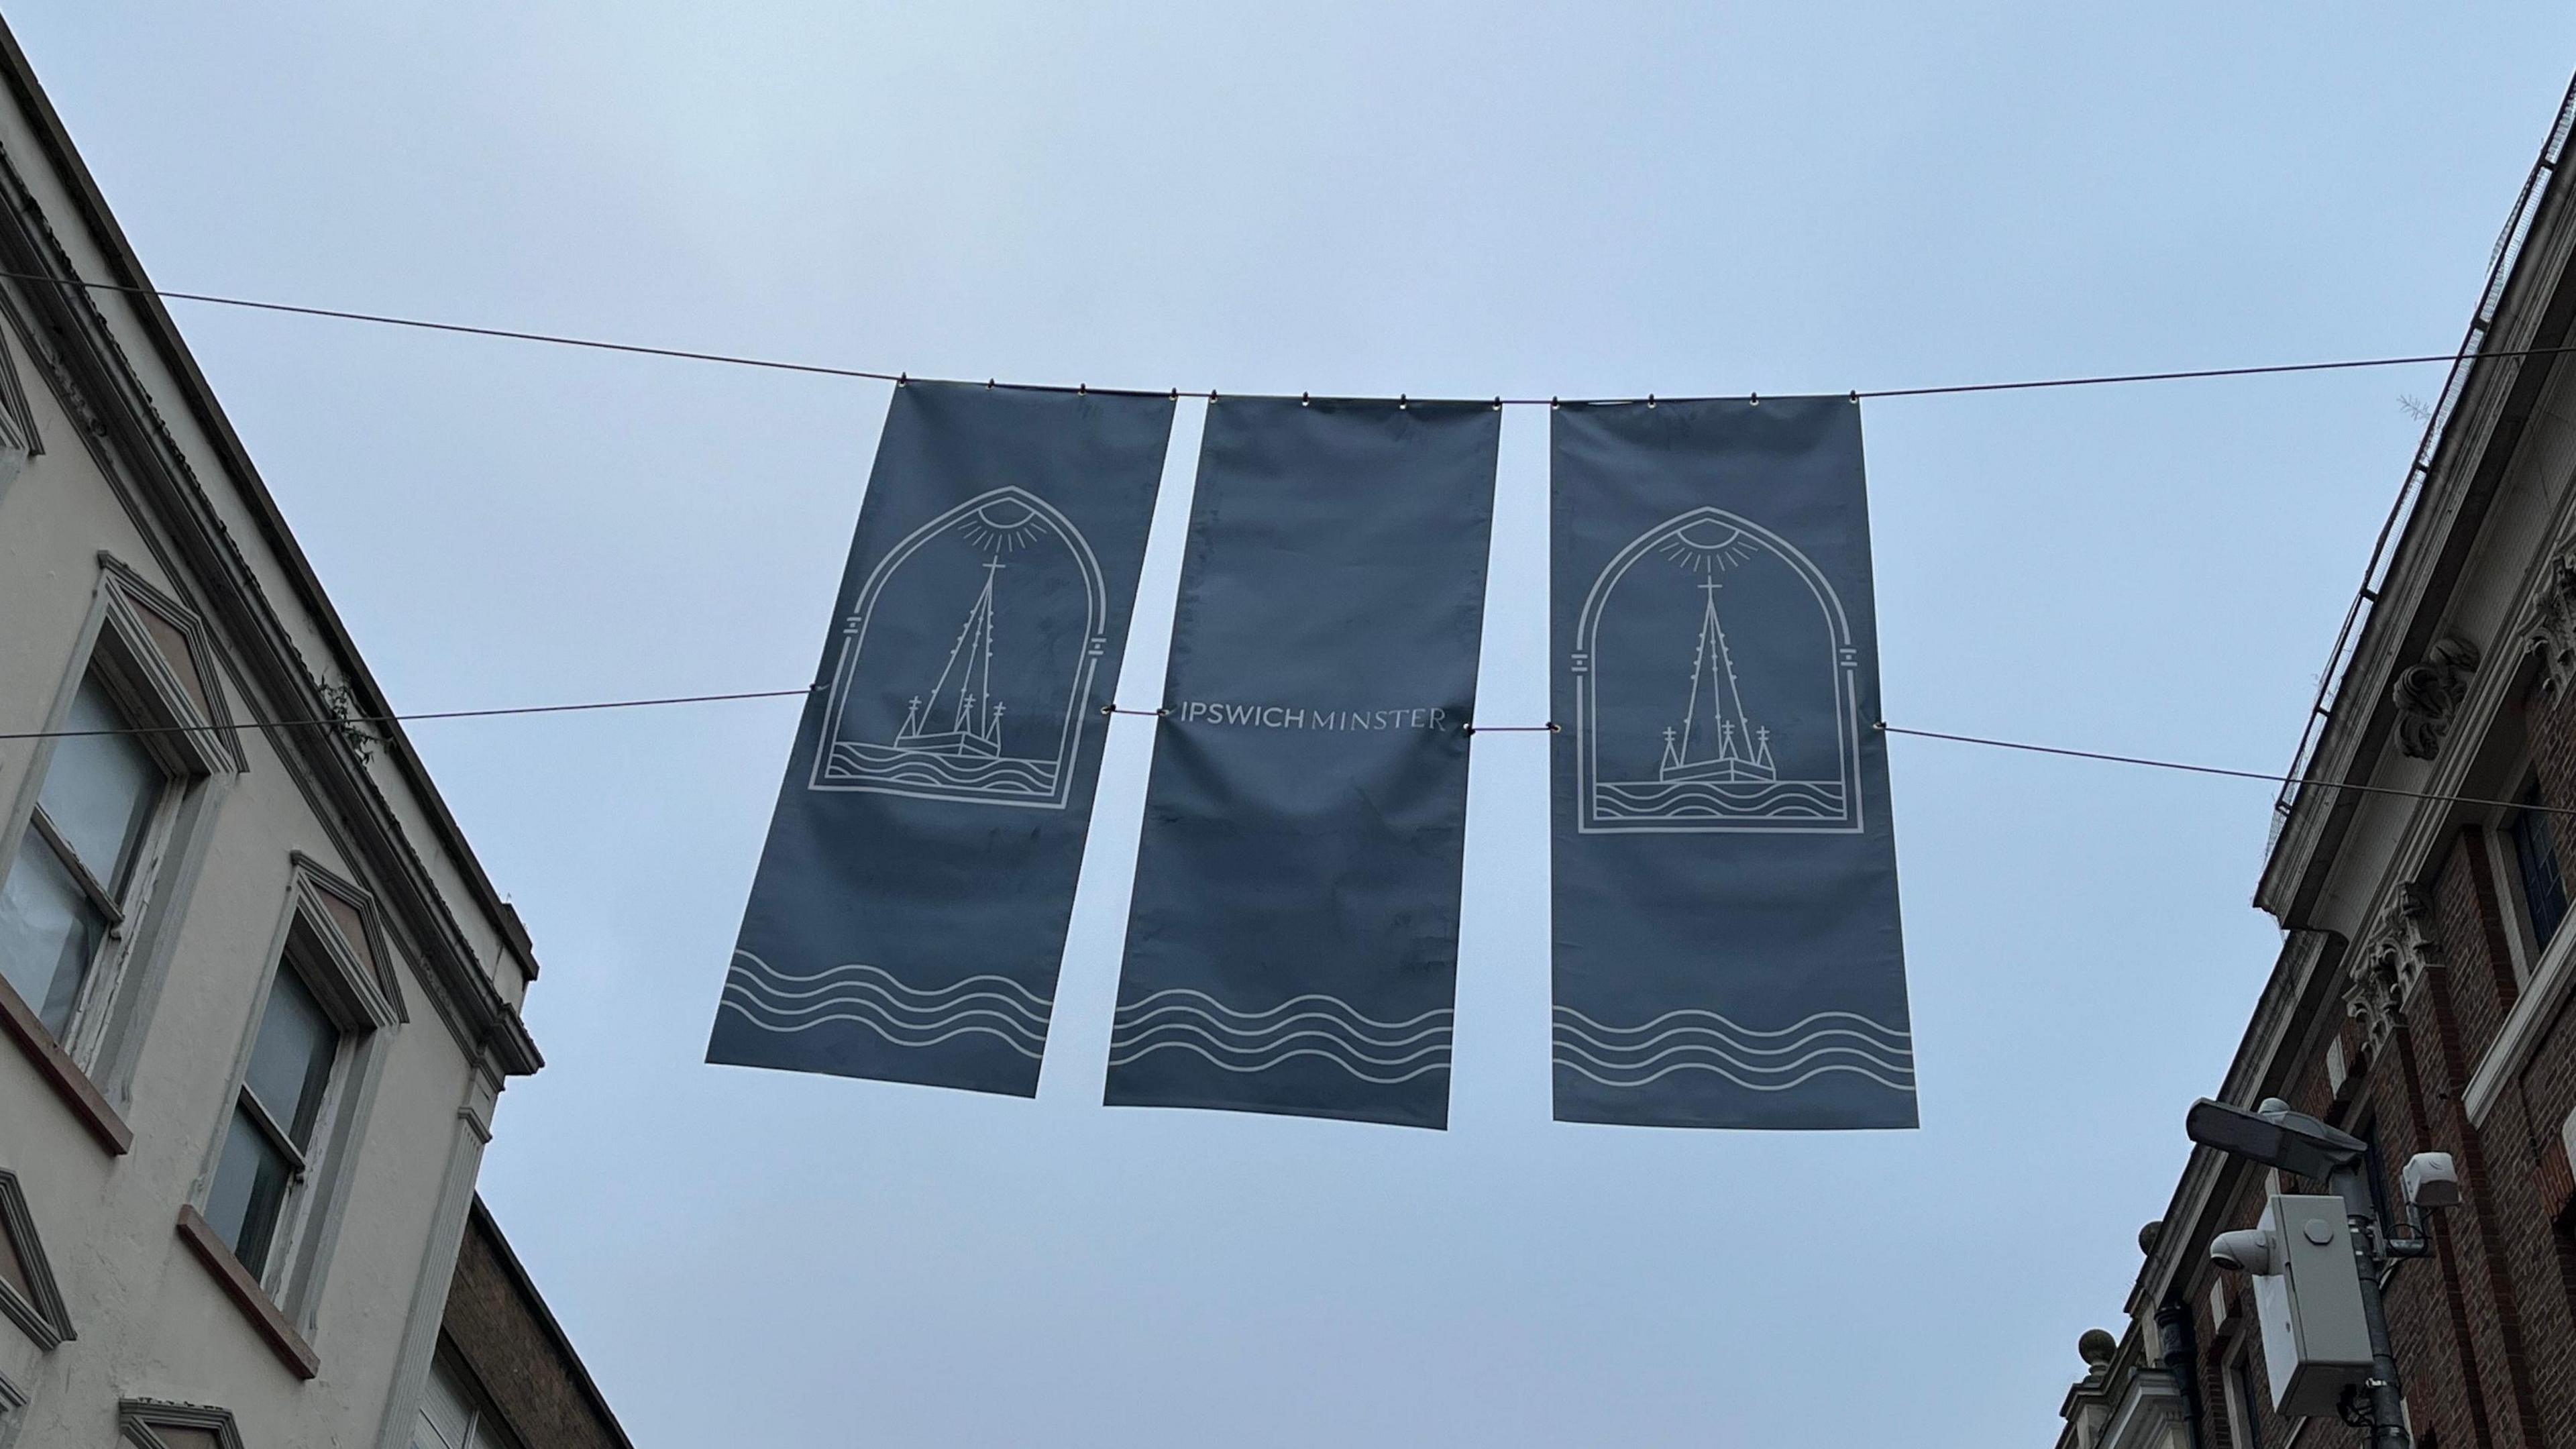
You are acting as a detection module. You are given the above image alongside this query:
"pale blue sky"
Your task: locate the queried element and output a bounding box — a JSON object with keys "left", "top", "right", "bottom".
{"left": 17, "top": 6, "right": 2576, "bottom": 1444}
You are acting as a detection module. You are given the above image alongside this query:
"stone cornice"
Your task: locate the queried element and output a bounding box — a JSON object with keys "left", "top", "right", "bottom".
{"left": 2259, "top": 103, "right": 2576, "bottom": 925}
{"left": 2151, "top": 75, "right": 2576, "bottom": 1326}
{"left": 2098, "top": 1367, "right": 2185, "bottom": 1449}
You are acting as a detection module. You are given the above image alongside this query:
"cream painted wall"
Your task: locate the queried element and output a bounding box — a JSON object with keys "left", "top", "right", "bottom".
{"left": 0, "top": 51, "right": 538, "bottom": 1449}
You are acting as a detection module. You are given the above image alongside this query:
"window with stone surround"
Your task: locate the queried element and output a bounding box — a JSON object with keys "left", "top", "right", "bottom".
{"left": 2223, "top": 1330, "right": 2271, "bottom": 1449}
{"left": 188, "top": 862, "right": 402, "bottom": 1337}
{"left": 2509, "top": 778, "right": 2569, "bottom": 953}
{"left": 0, "top": 674, "right": 169, "bottom": 1041}
{"left": 205, "top": 946, "right": 347, "bottom": 1283}
{"left": 0, "top": 561, "right": 235, "bottom": 1108}
{"left": 118, "top": 1399, "right": 245, "bottom": 1449}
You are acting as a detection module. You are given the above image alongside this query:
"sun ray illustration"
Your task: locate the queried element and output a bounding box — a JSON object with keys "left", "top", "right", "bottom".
{"left": 1654, "top": 520, "right": 1763, "bottom": 574}
{"left": 958, "top": 498, "right": 1053, "bottom": 554}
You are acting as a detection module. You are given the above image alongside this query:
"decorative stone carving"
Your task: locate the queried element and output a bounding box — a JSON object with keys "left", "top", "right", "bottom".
{"left": 2345, "top": 883, "right": 2445, "bottom": 1057}
{"left": 2392, "top": 637, "right": 2481, "bottom": 759}
{"left": 2345, "top": 951, "right": 2402, "bottom": 1059}
{"left": 2383, "top": 881, "right": 2446, "bottom": 994}
{"left": 2532, "top": 550, "right": 2576, "bottom": 707}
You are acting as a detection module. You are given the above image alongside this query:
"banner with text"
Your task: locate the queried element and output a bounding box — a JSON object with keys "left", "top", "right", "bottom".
{"left": 709, "top": 380, "right": 1174, "bottom": 1096}
{"left": 1551, "top": 397, "right": 1915, "bottom": 1130}
{"left": 1106, "top": 396, "right": 1500, "bottom": 1130}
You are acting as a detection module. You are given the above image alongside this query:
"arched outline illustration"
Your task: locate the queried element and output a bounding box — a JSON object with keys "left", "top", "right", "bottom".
{"left": 809, "top": 486, "right": 1108, "bottom": 810}
{"left": 1573, "top": 505, "right": 1863, "bottom": 834}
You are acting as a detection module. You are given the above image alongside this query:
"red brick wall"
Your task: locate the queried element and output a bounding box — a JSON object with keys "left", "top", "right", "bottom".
{"left": 441, "top": 1208, "right": 629, "bottom": 1449}
{"left": 2194, "top": 685, "right": 2576, "bottom": 1449}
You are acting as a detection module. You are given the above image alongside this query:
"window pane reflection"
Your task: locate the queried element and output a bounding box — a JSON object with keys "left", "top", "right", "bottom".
{"left": 205, "top": 1104, "right": 293, "bottom": 1277}
{"left": 0, "top": 824, "right": 104, "bottom": 1036}
{"left": 244, "top": 968, "right": 335, "bottom": 1147}
{"left": 37, "top": 678, "right": 161, "bottom": 887}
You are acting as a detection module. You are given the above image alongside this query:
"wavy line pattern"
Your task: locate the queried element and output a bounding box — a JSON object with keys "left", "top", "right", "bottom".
{"left": 1593, "top": 779, "right": 1846, "bottom": 822}
{"left": 823, "top": 743, "right": 1062, "bottom": 795}
{"left": 1554, "top": 1006, "right": 1913, "bottom": 1093}
{"left": 721, "top": 953, "right": 1053, "bottom": 1059}
{"left": 1110, "top": 988, "right": 1453, "bottom": 1085}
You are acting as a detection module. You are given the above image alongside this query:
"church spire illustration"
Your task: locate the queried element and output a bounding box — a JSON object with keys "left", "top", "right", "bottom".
{"left": 1658, "top": 578, "right": 1776, "bottom": 784}
{"left": 895, "top": 558, "right": 1008, "bottom": 761}
{"left": 1574, "top": 506, "right": 1862, "bottom": 832}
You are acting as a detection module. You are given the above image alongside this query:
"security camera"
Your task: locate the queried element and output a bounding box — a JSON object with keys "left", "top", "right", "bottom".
{"left": 2210, "top": 1227, "right": 2278, "bottom": 1275}
{"left": 2403, "top": 1152, "right": 2461, "bottom": 1211}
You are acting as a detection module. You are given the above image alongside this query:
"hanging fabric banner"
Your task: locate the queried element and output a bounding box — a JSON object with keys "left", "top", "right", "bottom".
{"left": 708, "top": 380, "right": 1175, "bottom": 1096}
{"left": 1106, "top": 396, "right": 1501, "bottom": 1130}
{"left": 1550, "top": 397, "right": 1915, "bottom": 1130}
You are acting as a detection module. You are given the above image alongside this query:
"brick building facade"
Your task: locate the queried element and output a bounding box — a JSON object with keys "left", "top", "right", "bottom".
{"left": 2056, "top": 76, "right": 2576, "bottom": 1449}
{"left": 407, "top": 1200, "right": 635, "bottom": 1449}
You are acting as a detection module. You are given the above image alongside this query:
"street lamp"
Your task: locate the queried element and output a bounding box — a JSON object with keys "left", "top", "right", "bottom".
{"left": 2185, "top": 1096, "right": 2457, "bottom": 1448}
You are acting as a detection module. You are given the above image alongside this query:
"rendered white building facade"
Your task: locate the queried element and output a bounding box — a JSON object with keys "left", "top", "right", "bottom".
{"left": 0, "top": 17, "right": 547, "bottom": 1448}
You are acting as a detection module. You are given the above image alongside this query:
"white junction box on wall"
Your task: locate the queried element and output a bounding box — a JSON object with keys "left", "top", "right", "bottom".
{"left": 2251, "top": 1193, "right": 2375, "bottom": 1417}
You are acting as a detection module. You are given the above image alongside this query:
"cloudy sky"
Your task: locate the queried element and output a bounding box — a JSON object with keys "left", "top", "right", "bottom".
{"left": 16, "top": 5, "right": 2576, "bottom": 1444}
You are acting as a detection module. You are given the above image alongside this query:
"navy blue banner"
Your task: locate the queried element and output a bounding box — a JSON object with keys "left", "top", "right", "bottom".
{"left": 709, "top": 380, "right": 1174, "bottom": 1096}
{"left": 1106, "top": 397, "right": 1500, "bottom": 1130}
{"left": 1551, "top": 397, "right": 1915, "bottom": 1130}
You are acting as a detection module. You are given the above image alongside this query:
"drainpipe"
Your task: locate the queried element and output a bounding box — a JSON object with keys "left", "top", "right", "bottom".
{"left": 2157, "top": 1299, "right": 2208, "bottom": 1449}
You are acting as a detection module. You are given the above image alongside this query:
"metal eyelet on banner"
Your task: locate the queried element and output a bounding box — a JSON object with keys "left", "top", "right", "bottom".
{"left": 986, "top": 378, "right": 996, "bottom": 388}
{"left": 1646, "top": 394, "right": 1656, "bottom": 409}
{"left": 1399, "top": 394, "right": 1409, "bottom": 410}
{"left": 1749, "top": 392, "right": 1760, "bottom": 406}
{"left": 896, "top": 372, "right": 908, "bottom": 386}
{"left": 1301, "top": 392, "right": 1310, "bottom": 407}
{"left": 1078, "top": 382, "right": 1087, "bottom": 396}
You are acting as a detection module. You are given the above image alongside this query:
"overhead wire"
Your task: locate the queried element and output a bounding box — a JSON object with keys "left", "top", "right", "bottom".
{"left": 0, "top": 687, "right": 818, "bottom": 743}
{"left": 3, "top": 687, "right": 2564, "bottom": 820}
{"left": 2, "top": 267, "right": 2549, "bottom": 814}
{"left": 7, "top": 267, "right": 2572, "bottom": 404}
{"left": 1876, "top": 722, "right": 2576, "bottom": 818}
